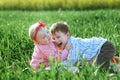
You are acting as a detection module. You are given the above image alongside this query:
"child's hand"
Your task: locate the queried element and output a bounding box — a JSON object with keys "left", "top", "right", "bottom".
{"left": 65, "top": 43, "right": 72, "bottom": 50}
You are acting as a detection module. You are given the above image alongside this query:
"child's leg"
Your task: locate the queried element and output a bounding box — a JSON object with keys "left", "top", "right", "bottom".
{"left": 96, "top": 41, "right": 115, "bottom": 70}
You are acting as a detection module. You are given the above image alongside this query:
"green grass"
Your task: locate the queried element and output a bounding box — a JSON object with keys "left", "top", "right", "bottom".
{"left": 0, "top": 9, "right": 120, "bottom": 79}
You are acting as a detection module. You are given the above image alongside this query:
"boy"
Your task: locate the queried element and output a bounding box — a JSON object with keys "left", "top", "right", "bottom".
{"left": 50, "top": 21, "right": 115, "bottom": 70}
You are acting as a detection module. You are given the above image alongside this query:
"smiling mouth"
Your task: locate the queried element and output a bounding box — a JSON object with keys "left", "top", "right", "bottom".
{"left": 57, "top": 42, "right": 62, "bottom": 47}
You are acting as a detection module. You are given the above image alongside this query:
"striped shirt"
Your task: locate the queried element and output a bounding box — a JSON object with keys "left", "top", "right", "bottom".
{"left": 63, "top": 36, "right": 107, "bottom": 66}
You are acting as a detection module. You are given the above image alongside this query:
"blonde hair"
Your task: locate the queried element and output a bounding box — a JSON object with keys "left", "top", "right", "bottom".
{"left": 28, "top": 22, "right": 39, "bottom": 41}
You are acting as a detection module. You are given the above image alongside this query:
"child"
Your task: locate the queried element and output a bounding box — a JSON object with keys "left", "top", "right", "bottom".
{"left": 50, "top": 21, "right": 115, "bottom": 70}
{"left": 28, "top": 21, "right": 71, "bottom": 70}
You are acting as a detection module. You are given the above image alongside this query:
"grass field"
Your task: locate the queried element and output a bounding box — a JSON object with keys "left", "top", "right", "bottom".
{"left": 0, "top": 9, "right": 120, "bottom": 79}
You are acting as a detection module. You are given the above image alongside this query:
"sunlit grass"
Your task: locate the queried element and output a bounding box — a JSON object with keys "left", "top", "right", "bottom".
{"left": 0, "top": 10, "right": 120, "bottom": 79}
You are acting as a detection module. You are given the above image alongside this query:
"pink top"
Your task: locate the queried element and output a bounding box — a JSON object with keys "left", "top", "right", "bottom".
{"left": 30, "top": 42, "right": 68, "bottom": 70}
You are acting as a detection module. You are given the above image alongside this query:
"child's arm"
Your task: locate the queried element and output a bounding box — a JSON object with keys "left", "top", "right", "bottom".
{"left": 58, "top": 43, "right": 72, "bottom": 61}
{"left": 47, "top": 42, "right": 71, "bottom": 62}
{"left": 30, "top": 55, "right": 42, "bottom": 70}
{"left": 30, "top": 46, "right": 45, "bottom": 70}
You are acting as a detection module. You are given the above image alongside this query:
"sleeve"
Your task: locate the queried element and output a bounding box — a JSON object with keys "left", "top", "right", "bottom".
{"left": 44, "top": 49, "right": 69, "bottom": 62}
{"left": 58, "top": 49, "right": 69, "bottom": 61}
{"left": 30, "top": 46, "right": 44, "bottom": 70}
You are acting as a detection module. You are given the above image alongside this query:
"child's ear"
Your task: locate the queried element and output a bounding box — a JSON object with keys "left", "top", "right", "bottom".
{"left": 66, "top": 32, "right": 70, "bottom": 37}
{"left": 34, "top": 37, "right": 40, "bottom": 44}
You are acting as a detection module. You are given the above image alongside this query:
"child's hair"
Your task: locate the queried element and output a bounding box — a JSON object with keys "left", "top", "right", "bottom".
{"left": 28, "top": 22, "right": 46, "bottom": 42}
{"left": 29, "top": 22, "right": 38, "bottom": 41}
{"left": 50, "top": 21, "right": 70, "bottom": 34}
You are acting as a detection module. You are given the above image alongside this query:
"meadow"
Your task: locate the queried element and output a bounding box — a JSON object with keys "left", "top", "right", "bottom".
{"left": 0, "top": 9, "right": 120, "bottom": 79}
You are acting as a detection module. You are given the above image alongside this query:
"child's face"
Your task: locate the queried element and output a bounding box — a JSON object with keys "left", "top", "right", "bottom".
{"left": 52, "top": 31, "right": 70, "bottom": 50}
{"left": 36, "top": 27, "right": 52, "bottom": 45}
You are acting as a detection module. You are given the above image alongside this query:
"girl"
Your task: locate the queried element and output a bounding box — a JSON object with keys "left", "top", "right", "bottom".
{"left": 28, "top": 21, "right": 71, "bottom": 70}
